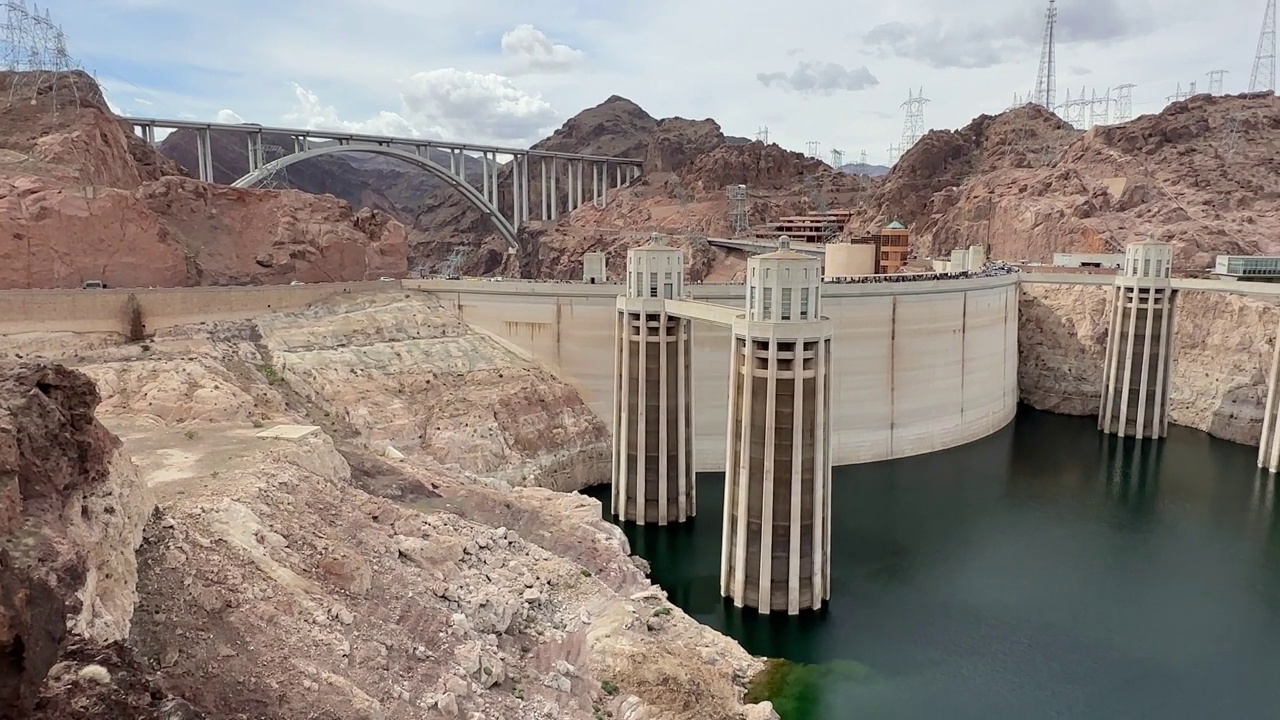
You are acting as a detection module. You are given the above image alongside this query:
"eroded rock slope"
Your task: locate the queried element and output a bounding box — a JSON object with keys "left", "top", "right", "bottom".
{"left": 0, "top": 289, "right": 773, "bottom": 720}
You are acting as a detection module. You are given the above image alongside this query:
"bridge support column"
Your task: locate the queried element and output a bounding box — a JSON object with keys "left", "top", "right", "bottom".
{"left": 592, "top": 163, "right": 601, "bottom": 208}
{"left": 612, "top": 234, "right": 694, "bottom": 525}
{"left": 576, "top": 160, "right": 584, "bottom": 210}
{"left": 1259, "top": 315, "right": 1280, "bottom": 472}
{"left": 550, "top": 158, "right": 558, "bottom": 221}
{"left": 521, "top": 155, "right": 531, "bottom": 224}
{"left": 1099, "top": 240, "right": 1176, "bottom": 439}
{"left": 540, "top": 158, "right": 548, "bottom": 220}
{"left": 246, "top": 132, "right": 264, "bottom": 173}
{"left": 196, "top": 129, "right": 213, "bottom": 182}
{"left": 721, "top": 237, "right": 831, "bottom": 615}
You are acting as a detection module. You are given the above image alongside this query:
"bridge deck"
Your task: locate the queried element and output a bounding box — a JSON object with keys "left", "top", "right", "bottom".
{"left": 123, "top": 116, "right": 645, "bottom": 163}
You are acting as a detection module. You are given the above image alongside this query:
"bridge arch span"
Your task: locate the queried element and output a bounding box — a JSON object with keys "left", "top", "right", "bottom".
{"left": 230, "top": 144, "right": 519, "bottom": 250}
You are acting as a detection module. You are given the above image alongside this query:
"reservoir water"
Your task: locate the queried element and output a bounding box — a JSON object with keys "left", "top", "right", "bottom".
{"left": 585, "top": 407, "right": 1280, "bottom": 719}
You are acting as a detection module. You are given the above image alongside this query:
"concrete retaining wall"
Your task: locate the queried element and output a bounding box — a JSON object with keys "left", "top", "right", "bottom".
{"left": 411, "top": 276, "right": 1019, "bottom": 470}
{"left": 0, "top": 281, "right": 400, "bottom": 335}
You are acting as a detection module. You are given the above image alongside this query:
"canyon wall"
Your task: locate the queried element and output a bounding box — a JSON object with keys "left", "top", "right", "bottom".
{"left": 1020, "top": 283, "right": 1280, "bottom": 445}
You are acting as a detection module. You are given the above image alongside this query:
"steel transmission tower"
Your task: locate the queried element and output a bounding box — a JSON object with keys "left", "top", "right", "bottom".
{"left": 1251, "top": 0, "right": 1276, "bottom": 92}
{"left": 1088, "top": 88, "right": 1111, "bottom": 128}
{"left": 860, "top": 150, "right": 867, "bottom": 164}
{"left": 829, "top": 148, "right": 844, "bottom": 167}
{"left": 899, "top": 87, "right": 928, "bottom": 153}
{"left": 756, "top": 126, "right": 770, "bottom": 143}
{"left": 1207, "top": 69, "right": 1228, "bottom": 94}
{"left": 806, "top": 140, "right": 821, "bottom": 159}
{"left": 1111, "top": 84, "right": 1136, "bottom": 123}
{"left": 1033, "top": 0, "right": 1058, "bottom": 109}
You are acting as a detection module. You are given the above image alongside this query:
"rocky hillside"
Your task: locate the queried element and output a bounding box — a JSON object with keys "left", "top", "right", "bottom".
{"left": 851, "top": 93, "right": 1280, "bottom": 269}
{"left": 1, "top": 291, "right": 776, "bottom": 720}
{"left": 0, "top": 70, "right": 408, "bottom": 289}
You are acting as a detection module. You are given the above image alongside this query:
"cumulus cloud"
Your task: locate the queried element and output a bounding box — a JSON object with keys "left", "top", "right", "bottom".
{"left": 279, "top": 69, "right": 558, "bottom": 146}
{"left": 215, "top": 108, "right": 245, "bottom": 124}
{"left": 500, "top": 24, "right": 584, "bottom": 75}
{"left": 756, "top": 61, "right": 879, "bottom": 95}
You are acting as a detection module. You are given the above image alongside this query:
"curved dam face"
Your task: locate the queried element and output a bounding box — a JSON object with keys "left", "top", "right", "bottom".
{"left": 410, "top": 273, "right": 1019, "bottom": 470}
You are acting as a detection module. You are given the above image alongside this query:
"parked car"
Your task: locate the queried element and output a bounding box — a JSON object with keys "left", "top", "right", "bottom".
{"left": 82, "top": 280, "right": 104, "bottom": 289}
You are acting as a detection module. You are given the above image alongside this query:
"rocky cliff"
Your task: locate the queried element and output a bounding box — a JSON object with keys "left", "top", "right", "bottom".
{"left": 0, "top": 70, "right": 409, "bottom": 289}
{"left": 1019, "top": 283, "right": 1280, "bottom": 444}
{"left": 0, "top": 290, "right": 773, "bottom": 719}
{"left": 256, "top": 293, "right": 610, "bottom": 490}
{"left": 0, "top": 361, "right": 169, "bottom": 718}
{"left": 854, "top": 93, "right": 1280, "bottom": 269}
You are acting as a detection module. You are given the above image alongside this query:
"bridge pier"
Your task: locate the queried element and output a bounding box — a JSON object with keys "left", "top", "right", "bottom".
{"left": 612, "top": 234, "right": 695, "bottom": 525}
{"left": 721, "top": 237, "right": 832, "bottom": 615}
{"left": 196, "top": 128, "right": 213, "bottom": 182}
{"left": 1099, "top": 240, "right": 1176, "bottom": 439}
{"left": 550, "top": 158, "right": 558, "bottom": 220}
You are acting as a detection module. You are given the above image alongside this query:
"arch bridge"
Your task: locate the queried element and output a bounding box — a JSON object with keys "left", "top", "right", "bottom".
{"left": 124, "top": 117, "right": 645, "bottom": 250}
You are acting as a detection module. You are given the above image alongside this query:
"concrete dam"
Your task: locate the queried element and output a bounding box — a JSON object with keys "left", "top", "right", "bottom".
{"left": 409, "top": 266, "right": 1020, "bottom": 472}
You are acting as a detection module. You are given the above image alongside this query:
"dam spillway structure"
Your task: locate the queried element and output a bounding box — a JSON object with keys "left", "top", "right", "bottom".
{"left": 611, "top": 234, "right": 695, "bottom": 525}
{"left": 1099, "top": 240, "right": 1176, "bottom": 439}
{"left": 721, "top": 237, "right": 834, "bottom": 614}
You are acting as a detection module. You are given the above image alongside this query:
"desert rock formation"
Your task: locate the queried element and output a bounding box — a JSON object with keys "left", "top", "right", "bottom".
{"left": 1, "top": 290, "right": 774, "bottom": 720}
{"left": 255, "top": 293, "right": 610, "bottom": 490}
{"left": 853, "top": 93, "right": 1280, "bottom": 270}
{"left": 0, "top": 70, "right": 408, "bottom": 289}
{"left": 412, "top": 95, "right": 872, "bottom": 280}
{"left": 0, "top": 361, "right": 167, "bottom": 718}
{"left": 1019, "top": 283, "right": 1280, "bottom": 444}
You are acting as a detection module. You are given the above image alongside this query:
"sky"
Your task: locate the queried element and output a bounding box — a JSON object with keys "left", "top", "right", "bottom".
{"left": 42, "top": 0, "right": 1276, "bottom": 166}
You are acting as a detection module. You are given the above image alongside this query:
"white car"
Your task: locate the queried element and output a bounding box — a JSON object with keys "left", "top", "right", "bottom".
{"left": 379, "top": 276, "right": 394, "bottom": 282}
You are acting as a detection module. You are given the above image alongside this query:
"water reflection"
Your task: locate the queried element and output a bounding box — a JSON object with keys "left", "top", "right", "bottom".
{"left": 585, "top": 407, "right": 1280, "bottom": 718}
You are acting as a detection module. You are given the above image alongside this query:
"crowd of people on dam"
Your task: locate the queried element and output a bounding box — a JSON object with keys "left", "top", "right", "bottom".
{"left": 822, "top": 260, "right": 1019, "bottom": 284}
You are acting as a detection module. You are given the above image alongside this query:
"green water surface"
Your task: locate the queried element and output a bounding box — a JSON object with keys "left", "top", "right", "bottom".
{"left": 585, "top": 407, "right": 1280, "bottom": 719}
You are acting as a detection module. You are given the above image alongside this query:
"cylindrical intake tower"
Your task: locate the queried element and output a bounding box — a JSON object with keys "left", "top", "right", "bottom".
{"left": 611, "top": 234, "right": 695, "bottom": 524}
{"left": 1099, "top": 240, "right": 1176, "bottom": 439}
{"left": 721, "top": 237, "right": 833, "bottom": 614}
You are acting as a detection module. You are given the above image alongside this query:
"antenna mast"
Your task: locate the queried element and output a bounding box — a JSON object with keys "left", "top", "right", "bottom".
{"left": 1033, "top": 0, "right": 1057, "bottom": 109}
{"left": 1251, "top": 0, "right": 1276, "bottom": 92}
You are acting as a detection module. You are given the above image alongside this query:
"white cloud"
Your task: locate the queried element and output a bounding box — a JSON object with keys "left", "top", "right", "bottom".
{"left": 215, "top": 108, "right": 245, "bottom": 124}
{"left": 274, "top": 71, "right": 557, "bottom": 146}
{"left": 500, "top": 24, "right": 584, "bottom": 75}
{"left": 71, "top": 0, "right": 1264, "bottom": 166}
